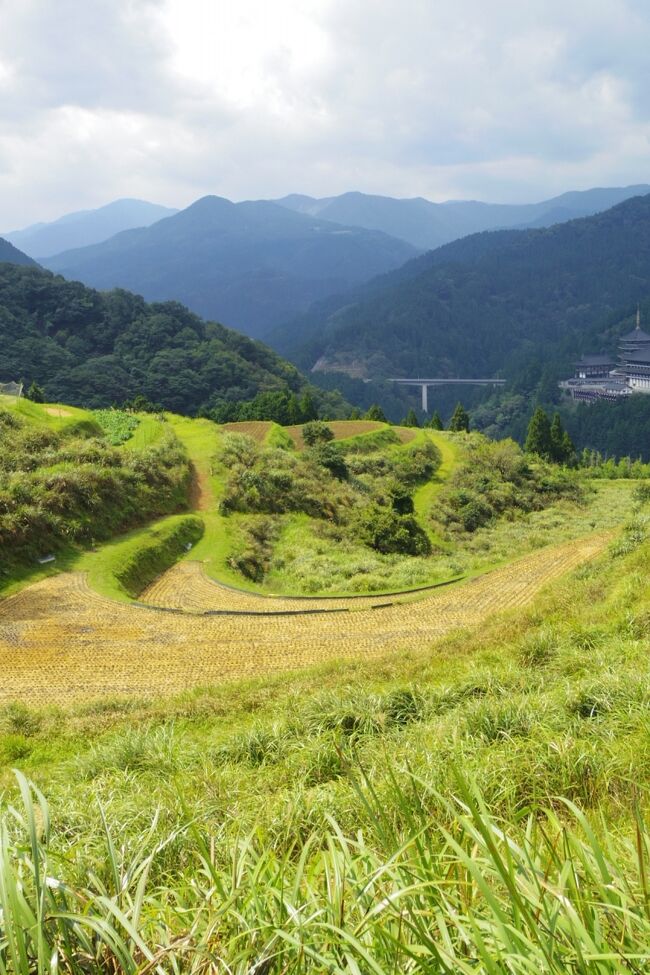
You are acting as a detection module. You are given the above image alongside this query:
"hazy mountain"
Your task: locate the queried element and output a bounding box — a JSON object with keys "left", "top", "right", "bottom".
{"left": 4, "top": 199, "right": 178, "bottom": 258}
{"left": 0, "top": 262, "right": 334, "bottom": 415}
{"left": 275, "top": 193, "right": 650, "bottom": 381}
{"left": 276, "top": 185, "right": 650, "bottom": 250}
{"left": 0, "top": 238, "right": 38, "bottom": 266}
{"left": 43, "top": 196, "right": 418, "bottom": 339}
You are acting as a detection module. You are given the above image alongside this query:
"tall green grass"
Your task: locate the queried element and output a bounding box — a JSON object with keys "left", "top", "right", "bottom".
{"left": 1, "top": 767, "right": 649, "bottom": 973}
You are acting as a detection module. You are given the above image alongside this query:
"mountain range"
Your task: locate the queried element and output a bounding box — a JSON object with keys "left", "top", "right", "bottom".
{"left": 275, "top": 185, "right": 650, "bottom": 249}
{"left": 20, "top": 183, "right": 646, "bottom": 345}
{"left": 43, "top": 197, "right": 418, "bottom": 338}
{"left": 274, "top": 192, "right": 650, "bottom": 383}
{"left": 3, "top": 199, "right": 177, "bottom": 258}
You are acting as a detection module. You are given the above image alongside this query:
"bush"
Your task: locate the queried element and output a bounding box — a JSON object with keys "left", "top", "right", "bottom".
{"left": 302, "top": 421, "right": 334, "bottom": 446}
{"left": 433, "top": 434, "right": 581, "bottom": 534}
{"left": 353, "top": 502, "right": 431, "bottom": 556}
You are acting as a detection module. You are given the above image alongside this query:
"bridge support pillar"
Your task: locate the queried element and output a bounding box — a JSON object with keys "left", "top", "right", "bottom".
{"left": 421, "top": 383, "right": 428, "bottom": 413}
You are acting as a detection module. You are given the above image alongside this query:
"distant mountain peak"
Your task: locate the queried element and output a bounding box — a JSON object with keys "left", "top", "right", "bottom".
{"left": 4, "top": 199, "right": 179, "bottom": 258}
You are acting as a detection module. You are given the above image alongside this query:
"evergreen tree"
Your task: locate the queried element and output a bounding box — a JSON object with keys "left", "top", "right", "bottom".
{"left": 26, "top": 381, "right": 45, "bottom": 403}
{"left": 524, "top": 407, "right": 553, "bottom": 459}
{"left": 401, "top": 408, "right": 419, "bottom": 428}
{"left": 298, "top": 391, "right": 317, "bottom": 422}
{"left": 561, "top": 430, "right": 576, "bottom": 464}
{"left": 427, "top": 411, "right": 443, "bottom": 430}
{"left": 549, "top": 412, "right": 564, "bottom": 461}
{"left": 449, "top": 402, "right": 470, "bottom": 432}
{"left": 548, "top": 411, "right": 576, "bottom": 464}
{"left": 349, "top": 407, "right": 362, "bottom": 420}
{"left": 365, "top": 404, "right": 388, "bottom": 422}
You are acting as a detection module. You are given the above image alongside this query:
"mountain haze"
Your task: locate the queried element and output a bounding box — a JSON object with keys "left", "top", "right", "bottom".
{"left": 277, "top": 185, "right": 650, "bottom": 250}
{"left": 43, "top": 197, "right": 418, "bottom": 339}
{"left": 277, "top": 193, "right": 650, "bottom": 380}
{"left": 4, "top": 199, "right": 178, "bottom": 258}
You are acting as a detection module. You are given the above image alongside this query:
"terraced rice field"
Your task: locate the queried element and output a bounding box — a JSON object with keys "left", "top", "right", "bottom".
{"left": 285, "top": 420, "right": 387, "bottom": 449}
{"left": 0, "top": 532, "right": 610, "bottom": 706}
{"left": 221, "top": 421, "right": 272, "bottom": 442}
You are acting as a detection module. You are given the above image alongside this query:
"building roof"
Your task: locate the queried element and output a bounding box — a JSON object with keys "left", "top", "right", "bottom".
{"left": 619, "top": 325, "right": 650, "bottom": 344}
{"left": 624, "top": 346, "right": 650, "bottom": 364}
{"left": 575, "top": 353, "right": 615, "bottom": 365}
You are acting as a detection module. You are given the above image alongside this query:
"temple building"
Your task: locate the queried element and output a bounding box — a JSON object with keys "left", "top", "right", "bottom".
{"left": 560, "top": 307, "right": 650, "bottom": 402}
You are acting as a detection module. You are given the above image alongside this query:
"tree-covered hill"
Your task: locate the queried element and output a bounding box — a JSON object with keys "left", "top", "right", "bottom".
{"left": 0, "top": 238, "right": 37, "bottom": 267}
{"left": 279, "top": 192, "right": 650, "bottom": 379}
{"left": 43, "top": 196, "right": 418, "bottom": 339}
{"left": 0, "top": 263, "right": 344, "bottom": 414}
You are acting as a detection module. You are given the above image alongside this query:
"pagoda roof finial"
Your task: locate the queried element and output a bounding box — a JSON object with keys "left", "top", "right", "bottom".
{"left": 637, "top": 303, "right": 641, "bottom": 330}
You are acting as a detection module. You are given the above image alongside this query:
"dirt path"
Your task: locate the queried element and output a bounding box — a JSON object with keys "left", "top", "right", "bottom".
{"left": 0, "top": 532, "right": 610, "bottom": 706}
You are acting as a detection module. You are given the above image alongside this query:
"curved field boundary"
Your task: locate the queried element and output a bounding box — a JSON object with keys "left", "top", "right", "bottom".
{"left": 142, "top": 561, "right": 465, "bottom": 612}
{"left": 0, "top": 531, "right": 611, "bottom": 706}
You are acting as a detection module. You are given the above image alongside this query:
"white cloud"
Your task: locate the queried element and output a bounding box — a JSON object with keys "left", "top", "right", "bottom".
{"left": 1, "top": 0, "right": 650, "bottom": 228}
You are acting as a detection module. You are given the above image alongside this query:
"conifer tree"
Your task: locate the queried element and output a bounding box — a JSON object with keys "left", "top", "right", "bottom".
{"left": 561, "top": 429, "right": 576, "bottom": 464}
{"left": 402, "top": 408, "right": 419, "bottom": 427}
{"left": 365, "top": 404, "right": 388, "bottom": 422}
{"left": 26, "top": 381, "right": 44, "bottom": 403}
{"left": 427, "top": 410, "right": 443, "bottom": 430}
{"left": 524, "top": 407, "right": 553, "bottom": 459}
{"left": 449, "top": 402, "right": 470, "bottom": 432}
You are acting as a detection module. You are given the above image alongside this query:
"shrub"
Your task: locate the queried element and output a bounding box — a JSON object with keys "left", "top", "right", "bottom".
{"left": 302, "top": 420, "right": 334, "bottom": 445}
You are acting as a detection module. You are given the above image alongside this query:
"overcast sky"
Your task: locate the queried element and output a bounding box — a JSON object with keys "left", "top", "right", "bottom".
{"left": 2, "top": 0, "right": 650, "bottom": 228}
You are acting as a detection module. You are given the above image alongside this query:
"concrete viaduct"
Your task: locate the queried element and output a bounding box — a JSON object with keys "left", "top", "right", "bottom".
{"left": 389, "top": 378, "right": 506, "bottom": 412}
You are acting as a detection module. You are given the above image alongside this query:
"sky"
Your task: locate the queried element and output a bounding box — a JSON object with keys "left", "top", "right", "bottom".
{"left": 2, "top": 0, "right": 650, "bottom": 228}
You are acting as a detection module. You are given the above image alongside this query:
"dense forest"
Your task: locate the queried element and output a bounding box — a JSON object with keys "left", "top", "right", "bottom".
{"left": 279, "top": 192, "right": 650, "bottom": 381}
{"left": 0, "top": 263, "right": 347, "bottom": 416}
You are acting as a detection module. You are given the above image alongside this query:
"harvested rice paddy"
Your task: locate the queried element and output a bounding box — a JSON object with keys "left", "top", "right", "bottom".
{"left": 0, "top": 532, "right": 610, "bottom": 705}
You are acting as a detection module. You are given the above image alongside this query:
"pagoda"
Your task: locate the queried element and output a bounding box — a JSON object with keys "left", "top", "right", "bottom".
{"left": 616, "top": 306, "right": 650, "bottom": 393}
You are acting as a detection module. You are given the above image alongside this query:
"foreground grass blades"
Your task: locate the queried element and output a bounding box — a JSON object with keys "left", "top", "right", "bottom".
{"left": 1, "top": 768, "right": 649, "bottom": 973}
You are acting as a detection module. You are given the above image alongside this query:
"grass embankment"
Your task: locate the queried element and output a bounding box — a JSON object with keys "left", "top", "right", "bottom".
{"left": 1, "top": 524, "right": 649, "bottom": 970}
{"left": 79, "top": 514, "right": 204, "bottom": 601}
{"left": 0, "top": 393, "right": 101, "bottom": 435}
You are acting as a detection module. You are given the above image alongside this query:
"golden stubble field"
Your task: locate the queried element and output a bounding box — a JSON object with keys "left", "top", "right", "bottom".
{"left": 0, "top": 533, "right": 610, "bottom": 706}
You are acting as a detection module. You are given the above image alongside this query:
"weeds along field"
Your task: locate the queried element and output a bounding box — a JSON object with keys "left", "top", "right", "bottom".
{"left": 0, "top": 526, "right": 649, "bottom": 972}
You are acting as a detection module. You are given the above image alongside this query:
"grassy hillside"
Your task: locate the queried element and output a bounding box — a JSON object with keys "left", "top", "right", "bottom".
{"left": 0, "top": 396, "right": 192, "bottom": 590}
{"left": 1, "top": 399, "right": 632, "bottom": 602}
{"left": 0, "top": 502, "right": 648, "bottom": 971}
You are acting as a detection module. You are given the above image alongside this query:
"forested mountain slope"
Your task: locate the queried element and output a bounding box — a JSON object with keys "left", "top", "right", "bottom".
{"left": 0, "top": 238, "right": 37, "bottom": 267}
{"left": 43, "top": 196, "right": 418, "bottom": 338}
{"left": 0, "top": 264, "right": 339, "bottom": 414}
{"left": 280, "top": 193, "right": 650, "bottom": 378}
